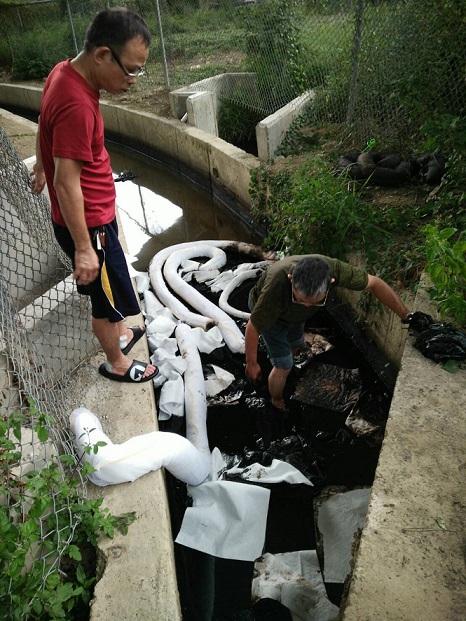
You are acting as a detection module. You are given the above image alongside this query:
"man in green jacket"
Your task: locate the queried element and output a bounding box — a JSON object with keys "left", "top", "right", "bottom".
{"left": 245, "top": 254, "right": 411, "bottom": 411}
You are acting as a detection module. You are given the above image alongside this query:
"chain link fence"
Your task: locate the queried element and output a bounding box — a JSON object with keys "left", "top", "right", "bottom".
{"left": 0, "top": 0, "right": 463, "bottom": 148}
{"left": 0, "top": 122, "right": 99, "bottom": 618}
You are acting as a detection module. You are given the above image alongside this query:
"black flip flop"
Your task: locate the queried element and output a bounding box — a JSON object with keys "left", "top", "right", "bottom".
{"left": 98, "top": 360, "right": 159, "bottom": 383}
{"left": 121, "top": 326, "right": 146, "bottom": 355}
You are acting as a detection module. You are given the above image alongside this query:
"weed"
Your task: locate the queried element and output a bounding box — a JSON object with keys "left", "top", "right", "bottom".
{"left": 0, "top": 406, "right": 135, "bottom": 620}
{"left": 218, "top": 96, "right": 262, "bottom": 151}
{"left": 251, "top": 157, "right": 389, "bottom": 261}
{"left": 421, "top": 225, "right": 466, "bottom": 326}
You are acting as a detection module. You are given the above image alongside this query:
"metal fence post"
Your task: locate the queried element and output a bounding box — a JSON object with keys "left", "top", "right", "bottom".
{"left": 346, "top": 0, "right": 364, "bottom": 124}
{"left": 154, "top": 0, "right": 170, "bottom": 90}
{"left": 65, "top": 0, "right": 79, "bottom": 56}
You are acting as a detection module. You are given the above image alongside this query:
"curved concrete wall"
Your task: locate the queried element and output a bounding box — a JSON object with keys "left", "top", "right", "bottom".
{"left": 0, "top": 84, "right": 258, "bottom": 216}
{"left": 0, "top": 82, "right": 412, "bottom": 367}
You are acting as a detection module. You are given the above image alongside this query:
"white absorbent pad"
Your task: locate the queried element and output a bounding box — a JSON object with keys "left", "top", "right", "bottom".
{"left": 317, "top": 488, "right": 371, "bottom": 583}
{"left": 70, "top": 407, "right": 210, "bottom": 487}
{"left": 225, "top": 458, "right": 313, "bottom": 486}
{"left": 175, "top": 450, "right": 312, "bottom": 563}
{"left": 204, "top": 364, "right": 235, "bottom": 397}
{"left": 175, "top": 479, "right": 270, "bottom": 562}
{"left": 252, "top": 551, "right": 339, "bottom": 621}
{"left": 159, "top": 374, "right": 185, "bottom": 420}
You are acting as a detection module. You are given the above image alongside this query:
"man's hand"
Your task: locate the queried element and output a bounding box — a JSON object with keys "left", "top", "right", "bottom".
{"left": 74, "top": 248, "right": 100, "bottom": 286}
{"left": 401, "top": 311, "right": 434, "bottom": 335}
{"left": 245, "top": 360, "right": 262, "bottom": 383}
{"left": 30, "top": 162, "right": 46, "bottom": 194}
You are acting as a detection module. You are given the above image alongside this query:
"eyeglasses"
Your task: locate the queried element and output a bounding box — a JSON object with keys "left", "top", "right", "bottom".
{"left": 291, "top": 287, "right": 329, "bottom": 307}
{"left": 109, "top": 47, "right": 147, "bottom": 78}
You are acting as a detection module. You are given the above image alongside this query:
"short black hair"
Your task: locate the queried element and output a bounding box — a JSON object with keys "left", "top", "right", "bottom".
{"left": 291, "top": 256, "right": 331, "bottom": 297}
{"left": 83, "top": 7, "right": 151, "bottom": 54}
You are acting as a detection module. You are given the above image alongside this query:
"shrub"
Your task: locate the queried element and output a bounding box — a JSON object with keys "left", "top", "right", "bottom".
{"left": 250, "top": 157, "right": 389, "bottom": 261}
{"left": 0, "top": 408, "right": 135, "bottom": 620}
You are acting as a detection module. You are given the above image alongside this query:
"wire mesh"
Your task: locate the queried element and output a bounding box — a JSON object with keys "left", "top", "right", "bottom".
{"left": 0, "top": 0, "right": 463, "bottom": 150}
{"left": 0, "top": 123, "right": 99, "bottom": 618}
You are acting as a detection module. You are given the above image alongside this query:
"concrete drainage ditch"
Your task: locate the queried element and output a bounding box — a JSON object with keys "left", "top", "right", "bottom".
{"left": 156, "top": 247, "right": 396, "bottom": 620}
{"left": 1, "top": 102, "right": 464, "bottom": 621}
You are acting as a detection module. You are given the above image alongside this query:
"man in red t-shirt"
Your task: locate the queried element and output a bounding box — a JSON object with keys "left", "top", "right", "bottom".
{"left": 31, "top": 8, "right": 158, "bottom": 383}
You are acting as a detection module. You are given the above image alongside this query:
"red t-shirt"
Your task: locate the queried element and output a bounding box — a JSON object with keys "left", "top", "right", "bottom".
{"left": 39, "top": 59, "right": 116, "bottom": 227}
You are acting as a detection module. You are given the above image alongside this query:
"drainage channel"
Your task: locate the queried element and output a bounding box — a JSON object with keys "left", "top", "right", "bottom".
{"left": 151, "top": 246, "right": 396, "bottom": 621}
{"left": 104, "top": 148, "right": 396, "bottom": 621}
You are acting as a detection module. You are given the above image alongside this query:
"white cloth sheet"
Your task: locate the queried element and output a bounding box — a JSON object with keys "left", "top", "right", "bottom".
{"left": 252, "top": 551, "right": 339, "bottom": 621}
{"left": 317, "top": 488, "right": 371, "bottom": 583}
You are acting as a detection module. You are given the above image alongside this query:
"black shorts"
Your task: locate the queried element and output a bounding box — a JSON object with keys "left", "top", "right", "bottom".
{"left": 53, "top": 218, "right": 140, "bottom": 323}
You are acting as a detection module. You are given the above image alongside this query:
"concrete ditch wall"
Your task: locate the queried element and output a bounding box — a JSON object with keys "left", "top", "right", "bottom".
{"left": 0, "top": 82, "right": 411, "bottom": 368}
{"left": 1, "top": 88, "right": 464, "bottom": 621}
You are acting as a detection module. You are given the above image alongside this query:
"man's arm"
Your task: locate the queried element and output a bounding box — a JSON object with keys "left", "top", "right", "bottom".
{"left": 30, "top": 116, "right": 46, "bottom": 195}
{"left": 365, "top": 274, "right": 410, "bottom": 319}
{"left": 245, "top": 319, "right": 262, "bottom": 382}
{"left": 53, "top": 156, "right": 99, "bottom": 286}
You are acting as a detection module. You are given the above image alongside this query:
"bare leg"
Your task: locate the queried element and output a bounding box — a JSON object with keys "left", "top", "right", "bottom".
{"left": 92, "top": 318, "right": 156, "bottom": 378}
{"left": 118, "top": 322, "right": 138, "bottom": 349}
{"left": 268, "top": 366, "right": 292, "bottom": 410}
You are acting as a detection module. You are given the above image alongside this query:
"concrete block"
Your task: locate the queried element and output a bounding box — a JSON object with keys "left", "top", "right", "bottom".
{"left": 256, "top": 90, "right": 315, "bottom": 161}
{"left": 209, "top": 138, "right": 259, "bottom": 209}
{"left": 109, "top": 105, "right": 182, "bottom": 165}
{"left": 170, "top": 73, "right": 256, "bottom": 120}
{"left": 170, "top": 89, "right": 197, "bottom": 119}
{"left": 341, "top": 278, "right": 466, "bottom": 621}
{"left": 186, "top": 91, "right": 218, "bottom": 136}
{"left": 100, "top": 100, "right": 122, "bottom": 135}
{"left": 174, "top": 124, "right": 212, "bottom": 179}
{"left": 0, "top": 84, "right": 42, "bottom": 113}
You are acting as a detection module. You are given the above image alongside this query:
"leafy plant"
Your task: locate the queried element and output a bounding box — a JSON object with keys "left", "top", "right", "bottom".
{"left": 242, "top": 0, "right": 308, "bottom": 114}
{"left": 218, "top": 95, "right": 262, "bottom": 152}
{"left": 421, "top": 225, "right": 466, "bottom": 326}
{"left": 12, "top": 56, "right": 53, "bottom": 80}
{"left": 250, "top": 157, "right": 389, "bottom": 262}
{"left": 0, "top": 408, "right": 136, "bottom": 620}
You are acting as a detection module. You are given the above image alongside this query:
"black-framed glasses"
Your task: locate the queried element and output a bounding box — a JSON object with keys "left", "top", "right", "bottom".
{"left": 291, "top": 287, "right": 329, "bottom": 307}
{"left": 109, "top": 47, "right": 147, "bottom": 78}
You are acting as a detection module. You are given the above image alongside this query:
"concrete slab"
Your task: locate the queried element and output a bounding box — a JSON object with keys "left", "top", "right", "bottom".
{"left": 169, "top": 72, "right": 256, "bottom": 119}
{"left": 186, "top": 91, "right": 218, "bottom": 136}
{"left": 67, "top": 346, "right": 182, "bottom": 621}
{"left": 341, "top": 281, "right": 466, "bottom": 621}
{"left": 256, "top": 90, "right": 315, "bottom": 161}
{"left": 0, "top": 110, "right": 181, "bottom": 620}
{"left": 103, "top": 103, "right": 181, "bottom": 165}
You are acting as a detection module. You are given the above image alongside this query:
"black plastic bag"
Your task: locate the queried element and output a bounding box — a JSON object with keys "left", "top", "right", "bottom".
{"left": 413, "top": 323, "right": 466, "bottom": 362}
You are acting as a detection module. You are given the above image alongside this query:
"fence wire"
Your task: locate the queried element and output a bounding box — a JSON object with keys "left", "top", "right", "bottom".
{"left": 0, "top": 123, "right": 99, "bottom": 619}
{"left": 0, "top": 0, "right": 463, "bottom": 150}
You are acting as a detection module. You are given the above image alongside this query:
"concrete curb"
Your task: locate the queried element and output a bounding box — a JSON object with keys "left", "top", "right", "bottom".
{"left": 342, "top": 280, "right": 466, "bottom": 620}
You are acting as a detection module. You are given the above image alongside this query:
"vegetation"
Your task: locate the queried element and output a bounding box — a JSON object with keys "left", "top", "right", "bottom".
{"left": 0, "top": 406, "right": 135, "bottom": 620}
{"left": 250, "top": 111, "right": 466, "bottom": 327}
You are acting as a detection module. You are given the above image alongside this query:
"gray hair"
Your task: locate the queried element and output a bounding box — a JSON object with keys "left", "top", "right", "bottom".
{"left": 291, "top": 256, "right": 331, "bottom": 297}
